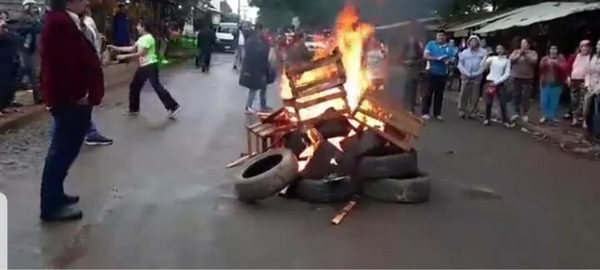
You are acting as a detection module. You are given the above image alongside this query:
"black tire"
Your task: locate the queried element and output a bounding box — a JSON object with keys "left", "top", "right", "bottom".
{"left": 294, "top": 177, "right": 358, "bottom": 203}
{"left": 362, "top": 174, "right": 431, "bottom": 203}
{"left": 234, "top": 148, "right": 299, "bottom": 203}
{"left": 356, "top": 149, "right": 419, "bottom": 179}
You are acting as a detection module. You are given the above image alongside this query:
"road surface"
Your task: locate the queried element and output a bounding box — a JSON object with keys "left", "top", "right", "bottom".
{"left": 2, "top": 54, "right": 600, "bottom": 268}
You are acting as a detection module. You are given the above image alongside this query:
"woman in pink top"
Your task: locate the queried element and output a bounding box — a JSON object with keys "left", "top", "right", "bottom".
{"left": 565, "top": 40, "right": 592, "bottom": 126}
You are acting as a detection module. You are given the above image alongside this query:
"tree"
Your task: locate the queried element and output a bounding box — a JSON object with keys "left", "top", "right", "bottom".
{"left": 249, "top": 0, "right": 345, "bottom": 29}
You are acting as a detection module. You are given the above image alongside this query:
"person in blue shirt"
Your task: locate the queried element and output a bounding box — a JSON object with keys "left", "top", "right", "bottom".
{"left": 422, "top": 29, "right": 452, "bottom": 120}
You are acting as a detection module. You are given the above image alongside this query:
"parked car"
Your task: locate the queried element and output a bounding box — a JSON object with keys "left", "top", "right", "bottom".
{"left": 304, "top": 34, "right": 326, "bottom": 52}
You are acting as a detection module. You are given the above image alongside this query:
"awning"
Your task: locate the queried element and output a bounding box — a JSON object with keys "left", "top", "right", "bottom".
{"left": 375, "top": 16, "right": 441, "bottom": 30}
{"left": 446, "top": 7, "right": 527, "bottom": 32}
{"left": 475, "top": 1, "right": 600, "bottom": 34}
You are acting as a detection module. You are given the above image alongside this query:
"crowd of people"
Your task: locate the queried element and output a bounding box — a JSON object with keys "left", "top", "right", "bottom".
{"left": 0, "top": 0, "right": 182, "bottom": 221}
{"left": 0, "top": 1, "right": 43, "bottom": 119}
{"left": 399, "top": 29, "right": 600, "bottom": 140}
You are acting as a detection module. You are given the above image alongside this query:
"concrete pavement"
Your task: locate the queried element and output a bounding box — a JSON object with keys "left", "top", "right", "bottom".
{"left": 3, "top": 54, "right": 600, "bottom": 268}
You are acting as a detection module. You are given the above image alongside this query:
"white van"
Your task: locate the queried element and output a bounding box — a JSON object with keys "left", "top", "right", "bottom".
{"left": 215, "top": 22, "right": 237, "bottom": 52}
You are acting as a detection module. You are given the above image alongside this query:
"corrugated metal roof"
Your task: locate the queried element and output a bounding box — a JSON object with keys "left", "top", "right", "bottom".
{"left": 446, "top": 6, "right": 531, "bottom": 32}
{"left": 374, "top": 17, "right": 441, "bottom": 30}
{"left": 475, "top": 1, "right": 600, "bottom": 34}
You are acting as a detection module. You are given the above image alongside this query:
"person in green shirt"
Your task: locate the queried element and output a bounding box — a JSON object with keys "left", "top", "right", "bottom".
{"left": 108, "top": 20, "right": 180, "bottom": 118}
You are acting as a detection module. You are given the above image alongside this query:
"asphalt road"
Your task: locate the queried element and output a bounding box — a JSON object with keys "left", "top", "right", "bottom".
{"left": 2, "top": 54, "right": 600, "bottom": 268}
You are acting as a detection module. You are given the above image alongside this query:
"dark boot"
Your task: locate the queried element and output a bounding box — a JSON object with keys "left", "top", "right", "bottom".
{"left": 40, "top": 206, "right": 83, "bottom": 222}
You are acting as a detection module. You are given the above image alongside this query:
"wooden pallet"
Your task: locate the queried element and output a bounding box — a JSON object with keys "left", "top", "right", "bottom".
{"left": 283, "top": 48, "right": 351, "bottom": 127}
{"left": 351, "top": 90, "right": 424, "bottom": 151}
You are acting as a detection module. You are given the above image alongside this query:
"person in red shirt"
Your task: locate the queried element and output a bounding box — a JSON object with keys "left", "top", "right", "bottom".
{"left": 39, "top": 0, "right": 104, "bottom": 222}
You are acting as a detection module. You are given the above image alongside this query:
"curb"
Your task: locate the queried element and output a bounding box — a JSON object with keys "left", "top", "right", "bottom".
{"left": 0, "top": 56, "right": 192, "bottom": 134}
{"left": 444, "top": 92, "right": 600, "bottom": 159}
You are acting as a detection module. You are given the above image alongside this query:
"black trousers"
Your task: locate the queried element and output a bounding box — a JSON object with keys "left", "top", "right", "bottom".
{"left": 41, "top": 104, "right": 91, "bottom": 214}
{"left": 0, "top": 65, "right": 18, "bottom": 109}
{"left": 421, "top": 72, "right": 447, "bottom": 117}
{"left": 201, "top": 49, "right": 212, "bottom": 71}
{"left": 129, "top": 63, "right": 178, "bottom": 112}
{"left": 196, "top": 48, "right": 213, "bottom": 71}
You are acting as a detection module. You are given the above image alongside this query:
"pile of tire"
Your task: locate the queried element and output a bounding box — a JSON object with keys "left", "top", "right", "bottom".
{"left": 232, "top": 146, "right": 430, "bottom": 204}
{"left": 357, "top": 148, "right": 430, "bottom": 204}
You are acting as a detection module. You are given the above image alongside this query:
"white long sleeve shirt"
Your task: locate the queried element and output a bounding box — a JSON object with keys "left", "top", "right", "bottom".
{"left": 585, "top": 55, "right": 600, "bottom": 94}
{"left": 485, "top": 55, "right": 511, "bottom": 85}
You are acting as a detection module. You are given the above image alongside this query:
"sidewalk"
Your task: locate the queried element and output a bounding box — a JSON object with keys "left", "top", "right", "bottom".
{"left": 0, "top": 50, "right": 194, "bottom": 133}
{"left": 0, "top": 63, "right": 138, "bottom": 133}
{"left": 444, "top": 90, "right": 600, "bottom": 159}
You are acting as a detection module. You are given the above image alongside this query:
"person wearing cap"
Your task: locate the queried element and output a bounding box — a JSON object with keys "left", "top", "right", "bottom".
{"left": 457, "top": 34, "right": 487, "bottom": 119}
{"left": 509, "top": 38, "right": 538, "bottom": 123}
{"left": 0, "top": 10, "right": 22, "bottom": 116}
{"left": 565, "top": 39, "right": 592, "bottom": 126}
{"left": 15, "top": 0, "right": 44, "bottom": 104}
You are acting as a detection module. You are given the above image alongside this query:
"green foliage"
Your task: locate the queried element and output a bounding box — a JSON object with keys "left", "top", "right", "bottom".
{"left": 249, "top": 0, "right": 344, "bottom": 29}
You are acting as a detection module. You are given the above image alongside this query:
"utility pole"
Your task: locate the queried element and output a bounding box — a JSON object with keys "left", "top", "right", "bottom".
{"left": 237, "top": 0, "right": 241, "bottom": 22}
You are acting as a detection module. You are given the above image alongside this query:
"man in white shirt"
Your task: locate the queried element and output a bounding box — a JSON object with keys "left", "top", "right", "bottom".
{"left": 233, "top": 27, "right": 244, "bottom": 70}
{"left": 80, "top": 6, "right": 113, "bottom": 146}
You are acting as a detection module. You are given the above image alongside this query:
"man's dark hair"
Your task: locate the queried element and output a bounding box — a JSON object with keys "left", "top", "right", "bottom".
{"left": 138, "top": 19, "right": 156, "bottom": 34}
{"left": 49, "top": 0, "right": 69, "bottom": 11}
{"left": 437, "top": 29, "right": 447, "bottom": 35}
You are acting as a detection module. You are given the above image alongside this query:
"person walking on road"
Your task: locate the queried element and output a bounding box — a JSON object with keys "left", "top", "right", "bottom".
{"left": 483, "top": 44, "right": 511, "bottom": 127}
{"left": 108, "top": 20, "right": 181, "bottom": 118}
{"left": 39, "top": 0, "right": 105, "bottom": 222}
{"left": 422, "top": 29, "right": 452, "bottom": 121}
{"left": 240, "top": 23, "right": 272, "bottom": 113}
{"left": 538, "top": 45, "right": 566, "bottom": 124}
{"left": 509, "top": 38, "right": 538, "bottom": 123}
{"left": 81, "top": 6, "right": 113, "bottom": 146}
{"left": 233, "top": 25, "right": 245, "bottom": 70}
{"left": 565, "top": 40, "right": 592, "bottom": 127}
{"left": 400, "top": 35, "right": 423, "bottom": 113}
{"left": 196, "top": 23, "right": 216, "bottom": 73}
{"left": 457, "top": 35, "right": 487, "bottom": 119}
{"left": 0, "top": 10, "right": 21, "bottom": 117}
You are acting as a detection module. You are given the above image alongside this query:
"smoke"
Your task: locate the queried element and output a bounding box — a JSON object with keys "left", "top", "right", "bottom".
{"left": 353, "top": 0, "right": 454, "bottom": 25}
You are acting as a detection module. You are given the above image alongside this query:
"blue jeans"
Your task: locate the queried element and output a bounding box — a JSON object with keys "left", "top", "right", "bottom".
{"left": 246, "top": 88, "right": 266, "bottom": 109}
{"left": 50, "top": 118, "right": 98, "bottom": 137}
{"left": 41, "top": 104, "right": 92, "bottom": 214}
{"left": 18, "top": 52, "right": 41, "bottom": 102}
{"left": 540, "top": 84, "right": 562, "bottom": 120}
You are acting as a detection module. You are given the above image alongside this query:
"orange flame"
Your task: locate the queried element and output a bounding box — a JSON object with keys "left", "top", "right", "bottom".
{"left": 280, "top": 4, "right": 374, "bottom": 117}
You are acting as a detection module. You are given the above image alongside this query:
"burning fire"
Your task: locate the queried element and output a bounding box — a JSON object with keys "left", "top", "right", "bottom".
{"left": 280, "top": 4, "right": 374, "bottom": 117}
{"left": 280, "top": 5, "right": 385, "bottom": 172}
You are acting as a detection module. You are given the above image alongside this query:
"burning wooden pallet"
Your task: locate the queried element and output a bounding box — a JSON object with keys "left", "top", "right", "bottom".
{"left": 282, "top": 48, "right": 351, "bottom": 127}
{"left": 229, "top": 44, "right": 426, "bottom": 225}
{"left": 351, "top": 90, "right": 424, "bottom": 151}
